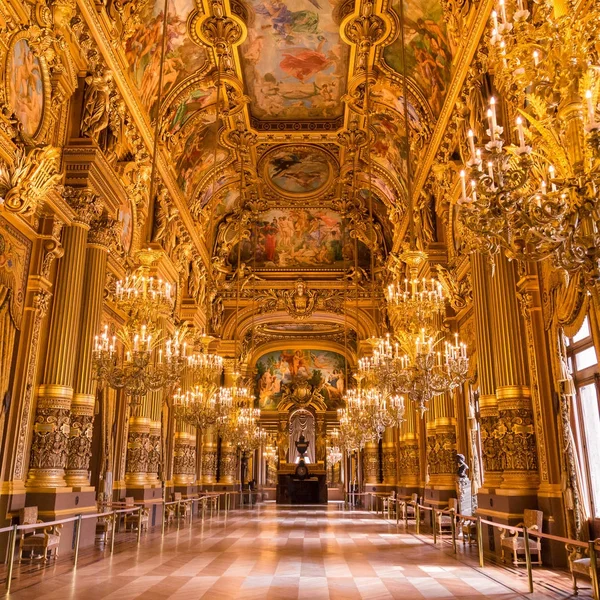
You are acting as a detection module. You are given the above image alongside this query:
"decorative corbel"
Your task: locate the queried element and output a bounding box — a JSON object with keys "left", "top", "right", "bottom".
{"left": 199, "top": 0, "right": 243, "bottom": 75}
{"left": 344, "top": 0, "right": 386, "bottom": 75}
{"left": 436, "top": 263, "right": 473, "bottom": 312}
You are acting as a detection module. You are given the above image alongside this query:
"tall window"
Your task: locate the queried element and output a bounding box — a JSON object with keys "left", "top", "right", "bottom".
{"left": 566, "top": 316, "right": 600, "bottom": 518}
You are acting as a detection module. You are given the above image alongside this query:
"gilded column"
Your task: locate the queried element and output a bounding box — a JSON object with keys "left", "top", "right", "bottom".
{"left": 382, "top": 427, "right": 397, "bottom": 488}
{"left": 27, "top": 190, "right": 102, "bottom": 488}
{"left": 363, "top": 441, "right": 379, "bottom": 485}
{"left": 219, "top": 441, "right": 237, "bottom": 484}
{"left": 201, "top": 426, "right": 217, "bottom": 484}
{"left": 470, "top": 252, "right": 502, "bottom": 488}
{"left": 66, "top": 216, "right": 114, "bottom": 487}
{"left": 146, "top": 389, "right": 163, "bottom": 485}
{"left": 173, "top": 427, "right": 195, "bottom": 487}
{"left": 490, "top": 254, "right": 538, "bottom": 492}
{"left": 397, "top": 401, "right": 419, "bottom": 491}
{"left": 125, "top": 414, "right": 151, "bottom": 487}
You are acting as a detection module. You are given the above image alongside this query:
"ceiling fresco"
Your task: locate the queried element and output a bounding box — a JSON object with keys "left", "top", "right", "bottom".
{"left": 125, "top": 0, "right": 209, "bottom": 118}
{"left": 230, "top": 208, "right": 371, "bottom": 270}
{"left": 239, "top": 0, "right": 350, "bottom": 122}
{"left": 382, "top": 0, "right": 452, "bottom": 116}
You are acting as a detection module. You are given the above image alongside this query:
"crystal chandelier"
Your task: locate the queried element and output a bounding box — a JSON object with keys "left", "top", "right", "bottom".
{"left": 93, "top": 323, "right": 186, "bottom": 406}
{"left": 394, "top": 330, "right": 469, "bottom": 415}
{"left": 173, "top": 335, "right": 226, "bottom": 429}
{"left": 457, "top": 0, "right": 600, "bottom": 274}
{"left": 224, "top": 404, "right": 266, "bottom": 452}
{"left": 327, "top": 428, "right": 343, "bottom": 465}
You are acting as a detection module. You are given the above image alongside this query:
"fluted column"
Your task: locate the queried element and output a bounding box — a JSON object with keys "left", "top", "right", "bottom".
{"left": 398, "top": 401, "right": 419, "bottom": 489}
{"left": 470, "top": 252, "right": 502, "bottom": 488}
{"left": 28, "top": 190, "right": 101, "bottom": 488}
{"left": 146, "top": 389, "right": 163, "bottom": 485}
{"left": 173, "top": 426, "right": 196, "bottom": 486}
{"left": 66, "top": 216, "right": 114, "bottom": 487}
{"left": 490, "top": 254, "right": 538, "bottom": 492}
{"left": 427, "top": 393, "right": 457, "bottom": 493}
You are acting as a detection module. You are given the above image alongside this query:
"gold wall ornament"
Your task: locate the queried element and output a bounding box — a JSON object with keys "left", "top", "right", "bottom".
{"left": 80, "top": 66, "right": 113, "bottom": 140}
{"left": 436, "top": 264, "right": 473, "bottom": 312}
{"left": 0, "top": 145, "right": 62, "bottom": 215}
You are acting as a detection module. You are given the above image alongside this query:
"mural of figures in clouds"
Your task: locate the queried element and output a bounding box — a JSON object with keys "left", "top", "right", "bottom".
{"left": 383, "top": 0, "right": 452, "bottom": 116}
{"left": 125, "top": 0, "right": 208, "bottom": 117}
{"left": 255, "top": 349, "right": 346, "bottom": 410}
{"left": 240, "top": 0, "right": 349, "bottom": 121}
{"left": 9, "top": 39, "right": 44, "bottom": 137}
{"left": 230, "top": 208, "right": 370, "bottom": 269}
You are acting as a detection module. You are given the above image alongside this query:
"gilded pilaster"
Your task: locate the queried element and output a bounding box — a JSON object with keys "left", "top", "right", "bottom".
{"left": 382, "top": 427, "right": 397, "bottom": 486}
{"left": 219, "top": 441, "right": 238, "bottom": 484}
{"left": 470, "top": 252, "right": 502, "bottom": 488}
{"left": 397, "top": 400, "right": 419, "bottom": 488}
{"left": 27, "top": 190, "right": 102, "bottom": 488}
{"left": 427, "top": 393, "right": 457, "bottom": 492}
{"left": 490, "top": 254, "right": 538, "bottom": 492}
{"left": 173, "top": 429, "right": 195, "bottom": 486}
{"left": 66, "top": 216, "right": 114, "bottom": 487}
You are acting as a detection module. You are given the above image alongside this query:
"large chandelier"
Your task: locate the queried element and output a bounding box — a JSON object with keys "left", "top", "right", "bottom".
{"left": 93, "top": 250, "right": 185, "bottom": 406}
{"left": 457, "top": 0, "right": 600, "bottom": 273}
{"left": 327, "top": 428, "right": 343, "bottom": 465}
{"left": 224, "top": 403, "right": 266, "bottom": 452}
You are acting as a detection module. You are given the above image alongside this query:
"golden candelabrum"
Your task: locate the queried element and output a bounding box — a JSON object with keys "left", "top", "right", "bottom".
{"left": 458, "top": 0, "right": 600, "bottom": 274}
{"left": 94, "top": 324, "right": 187, "bottom": 406}
{"left": 93, "top": 251, "right": 186, "bottom": 407}
{"left": 173, "top": 337, "right": 226, "bottom": 430}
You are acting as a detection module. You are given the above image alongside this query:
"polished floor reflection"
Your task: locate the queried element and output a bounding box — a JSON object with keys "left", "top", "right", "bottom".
{"left": 7, "top": 504, "right": 580, "bottom": 599}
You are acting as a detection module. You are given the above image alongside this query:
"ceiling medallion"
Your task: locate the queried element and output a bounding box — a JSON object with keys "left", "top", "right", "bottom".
{"left": 260, "top": 144, "right": 337, "bottom": 199}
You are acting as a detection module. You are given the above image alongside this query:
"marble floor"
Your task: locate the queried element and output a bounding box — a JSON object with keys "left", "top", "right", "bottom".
{"left": 4, "top": 504, "right": 585, "bottom": 599}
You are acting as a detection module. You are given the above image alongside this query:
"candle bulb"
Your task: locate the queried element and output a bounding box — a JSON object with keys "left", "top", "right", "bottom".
{"left": 489, "top": 97, "right": 498, "bottom": 131}
{"left": 516, "top": 116, "right": 525, "bottom": 149}
{"left": 460, "top": 170, "right": 467, "bottom": 200}
{"left": 491, "top": 9, "right": 498, "bottom": 30}
{"left": 548, "top": 165, "right": 556, "bottom": 192}
{"left": 586, "top": 90, "right": 596, "bottom": 127}
{"left": 467, "top": 129, "right": 476, "bottom": 161}
{"left": 533, "top": 50, "right": 539, "bottom": 66}
{"left": 498, "top": 0, "right": 507, "bottom": 23}
{"left": 487, "top": 160, "right": 494, "bottom": 181}
{"left": 471, "top": 180, "right": 477, "bottom": 203}
{"left": 487, "top": 109, "right": 496, "bottom": 142}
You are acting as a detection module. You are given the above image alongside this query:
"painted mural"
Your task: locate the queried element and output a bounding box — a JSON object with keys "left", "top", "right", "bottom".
{"left": 383, "top": 0, "right": 452, "bottom": 116}
{"left": 125, "top": 0, "right": 208, "bottom": 117}
{"left": 118, "top": 197, "right": 133, "bottom": 253}
{"left": 0, "top": 215, "right": 32, "bottom": 327}
{"left": 174, "top": 110, "right": 227, "bottom": 196}
{"left": 265, "top": 146, "right": 332, "bottom": 195}
{"left": 370, "top": 108, "right": 408, "bottom": 184}
{"left": 255, "top": 349, "right": 346, "bottom": 409}
{"left": 231, "top": 208, "right": 370, "bottom": 269}
{"left": 166, "top": 85, "right": 216, "bottom": 134}
{"left": 8, "top": 39, "right": 44, "bottom": 137}
{"left": 240, "top": 0, "right": 349, "bottom": 121}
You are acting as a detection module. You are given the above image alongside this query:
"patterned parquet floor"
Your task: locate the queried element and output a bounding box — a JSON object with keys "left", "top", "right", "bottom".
{"left": 3, "top": 504, "right": 586, "bottom": 599}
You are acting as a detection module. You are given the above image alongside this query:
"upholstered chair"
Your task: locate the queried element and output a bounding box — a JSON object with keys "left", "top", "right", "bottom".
{"left": 500, "top": 509, "right": 543, "bottom": 566}
{"left": 436, "top": 498, "right": 458, "bottom": 536}
{"left": 567, "top": 539, "right": 600, "bottom": 597}
{"left": 18, "top": 507, "right": 62, "bottom": 562}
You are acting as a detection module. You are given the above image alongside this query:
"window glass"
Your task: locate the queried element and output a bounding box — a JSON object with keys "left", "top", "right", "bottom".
{"left": 576, "top": 347, "right": 598, "bottom": 371}
{"left": 573, "top": 317, "right": 591, "bottom": 343}
{"left": 579, "top": 384, "right": 600, "bottom": 518}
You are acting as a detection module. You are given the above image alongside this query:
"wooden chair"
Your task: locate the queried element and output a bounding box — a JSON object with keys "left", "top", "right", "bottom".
{"left": 435, "top": 498, "right": 458, "bottom": 537}
{"left": 500, "top": 509, "right": 543, "bottom": 566}
{"left": 95, "top": 512, "right": 115, "bottom": 544}
{"left": 173, "top": 492, "right": 192, "bottom": 521}
{"left": 18, "top": 507, "right": 62, "bottom": 562}
{"left": 122, "top": 497, "right": 149, "bottom": 532}
{"left": 405, "top": 493, "right": 419, "bottom": 521}
{"left": 382, "top": 491, "right": 396, "bottom": 519}
{"left": 567, "top": 539, "right": 600, "bottom": 598}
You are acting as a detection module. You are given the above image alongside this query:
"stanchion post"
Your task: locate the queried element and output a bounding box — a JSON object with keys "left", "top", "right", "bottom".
{"left": 176, "top": 502, "right": 180, "bottom": 530}
{"left": 5, "top": 524, "right": 18, "bottom": 592}
{"left": 432, "top": 510, "right": 437, "bottom": 544}
{"left": 137, "top": 508, "right": 143, "bottom": 544}
{"left": 190, "top": 501, "right": 194, "bottom": 527}
{"left": 161, "top": 501, "right": 166, "bottom": 536}
{"left": 451, "top": 512, "right": 457, "bottom": 554}
{"left": 523, "top": 525, "right": 533, "bottom": 593}
{"left": 416, "top": 504, "right": 421, "bottom": 535}
{"left": 74, "top": 514, "right": 83, "bottom": 566}
{"left": 476, "top": 516, "right": 484, "bottom": 568}
{"left": 588, "top": 540, "right": 599, "bottom": 600}
{"left": 405, "top": 501, "right": 409, "bottom": 528}
{"left": 110, "top": 511, "right": 117, "bottom": 554}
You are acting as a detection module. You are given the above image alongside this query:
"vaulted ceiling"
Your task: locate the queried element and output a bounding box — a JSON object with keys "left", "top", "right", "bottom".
{"left": 111, "top": 0, "right": 464, "bottom": 358}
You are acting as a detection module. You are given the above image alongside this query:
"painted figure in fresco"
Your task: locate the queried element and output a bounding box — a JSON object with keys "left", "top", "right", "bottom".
{"left": 263, "top": 218, "right": 279, "bottom": 262}
{"left": 280, "top": 38, "right": 333, "bottom": 83}
{"left": 11, "top": 40, "right": 43, "bottom": 135}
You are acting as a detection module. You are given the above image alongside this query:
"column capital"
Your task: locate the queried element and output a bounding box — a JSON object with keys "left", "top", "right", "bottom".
{"left": 64, "top": 187, "right": 103, "bottom": 227}
{"left": 88, "top": 214, "right": 121, "bottom": 250}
